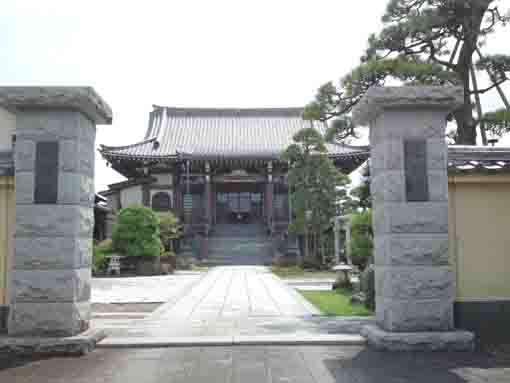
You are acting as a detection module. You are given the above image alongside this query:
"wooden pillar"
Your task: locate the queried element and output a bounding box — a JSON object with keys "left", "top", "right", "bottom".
{"left": 266, "top": 161, "right": 274, "bottom": 231}
{"left": 204, "top": 162, "right": 212, "bottom": 225}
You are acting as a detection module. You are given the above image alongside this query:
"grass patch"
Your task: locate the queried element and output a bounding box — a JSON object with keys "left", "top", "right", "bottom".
{"left": 299, "top": 289, "right": 373, "bottom": 316}
{"left": 271, "top": 266, "right": 337, "bottom": 279}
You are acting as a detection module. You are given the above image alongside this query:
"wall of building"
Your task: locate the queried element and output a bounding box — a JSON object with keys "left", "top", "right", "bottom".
{"left": 0, "top": 107, "right": 16, "bottom": 150}
{"left": 0, "top": 176, "right": 14, "bottom": 330}
{"left": 448, "top": 173, "right": 510, "bottom": 343}
{"left": 120, "top": 185, "right": 143, "bottom": 208}
{"left": 154, "top": 173, "right": 173, "bottom": 185}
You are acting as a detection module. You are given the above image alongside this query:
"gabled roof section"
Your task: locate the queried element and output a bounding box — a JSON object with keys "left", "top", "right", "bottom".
{"left": 99, "top": 106, "right": 369, "bottom": 161}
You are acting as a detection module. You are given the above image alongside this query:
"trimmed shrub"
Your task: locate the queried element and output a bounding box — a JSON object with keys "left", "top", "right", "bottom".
{"left": 93, "top": 239, "right": 113, "bottom": 273}
{"left": 158, "top": 212, "right": 182, "bottom": 251}
{"left": 95, "top": 239, "right": 113, "bottom": 253}
{"left": 349, "top": 211, "right": 373, "bottom": 269}
{"left": 112, "top": 205, "right": 162, "bottom": 258}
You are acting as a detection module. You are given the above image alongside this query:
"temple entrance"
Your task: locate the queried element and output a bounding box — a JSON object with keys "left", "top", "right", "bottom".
{"left": 216, "top": 191, "right": 263, "bottom": 224}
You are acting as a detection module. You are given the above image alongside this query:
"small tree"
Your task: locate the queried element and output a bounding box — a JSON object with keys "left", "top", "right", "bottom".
{"left": 112, "top": 205, "right": 162, "bottom": 258}
{"left": 349, "top": 211, "right": 373, "bottom": 269}
{"left": 350, "top": 163, "right": 371, "bottom": 211}
{"left": 158, "top": 212, "right": 183, "bottom": 252}
{"left": 283, "top": 128, "right": 350, "bottom": 266}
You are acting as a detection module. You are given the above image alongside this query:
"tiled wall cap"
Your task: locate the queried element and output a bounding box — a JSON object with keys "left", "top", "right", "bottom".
{"left": 0, "top": 86, "right": 112, "bottom": 125}
{"left": 352, "top": 86, "right": 464, "bottom": 126}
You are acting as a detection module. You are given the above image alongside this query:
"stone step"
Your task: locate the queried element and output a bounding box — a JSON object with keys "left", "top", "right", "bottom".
{"left": 211, "top": 224, "right": 267, "bottom": 237}
{"left": 98, "top": 334, "right": 367, "bottom": 348}
{"left": 208, "top": 238, "right": 269, "bottom": 244}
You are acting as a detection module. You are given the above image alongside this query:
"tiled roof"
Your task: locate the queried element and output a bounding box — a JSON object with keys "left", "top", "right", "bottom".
{"left": 448, "top": 146, "right": 510, "bottom": 172}
{"left": 99, "top": 106, "right": 369, "bottom": 161}
{"left": 0, "top": 151, "right": 14, "bottom": 176}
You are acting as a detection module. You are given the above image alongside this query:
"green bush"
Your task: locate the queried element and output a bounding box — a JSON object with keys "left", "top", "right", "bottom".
{"left": 349, "top": 211, "right": 373, "bottom": 269}
{"left": 158, "top": 212, "right": 182, "bottom": 251}
{"left": 112, "top": 205, "right": 163, "bottom": 258}
{"left": 95, "top": 238, "right": 113, "bottom": 253}
{"left": 93, "top": 239, "right": 113, "bottom": 273}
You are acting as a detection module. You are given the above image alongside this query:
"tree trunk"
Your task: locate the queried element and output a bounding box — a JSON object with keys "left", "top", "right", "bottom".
{"left": 454, "top": 47, "right": 477, "bottom": 145}
{"left": 453, "top": 4, "right": 487, "bottom": 146}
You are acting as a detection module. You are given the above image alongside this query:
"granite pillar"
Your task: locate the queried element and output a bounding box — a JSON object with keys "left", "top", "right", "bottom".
{"left": 2, "top": 87, "right": 112, "bottom": 337}
{"left": 353, "top": 86, "right": 474, "bottom": 351}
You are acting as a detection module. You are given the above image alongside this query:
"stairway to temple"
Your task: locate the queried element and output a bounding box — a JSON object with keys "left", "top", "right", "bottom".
{"left": 204, "top": 224, "right": 274, "bottom": 266}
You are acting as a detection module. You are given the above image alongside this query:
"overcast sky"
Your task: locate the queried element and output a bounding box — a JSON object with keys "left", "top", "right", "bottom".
{"left": 1, "top": 0, "right": 509, "bottom": 190}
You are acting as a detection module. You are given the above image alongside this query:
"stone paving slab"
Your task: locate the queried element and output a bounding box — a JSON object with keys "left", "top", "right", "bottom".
{"left": 91, "top": 272, "right": 203, "bottom": 304}
{"left": 2, "top": 345, "right": 509, "bottom": 382}
{"left": 150, "top": 266, "right": 320, "bottom": 321}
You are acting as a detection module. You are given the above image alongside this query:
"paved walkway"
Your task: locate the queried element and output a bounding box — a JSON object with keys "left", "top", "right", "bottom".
{"left": 96, "top": 267, "right": 374, "bottom": 345}
{"left": 91, "top": 272, "right": 202, "bottom": 304}
{"left": 2, "top": 346, "right": 509, "bottom": 382}
{"left": 151, "top": 266, "right": 320, "bottom": 320}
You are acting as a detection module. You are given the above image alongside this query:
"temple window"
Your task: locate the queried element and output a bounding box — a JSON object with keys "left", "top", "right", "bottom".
{"left": 151, "top": 191, "right": 171, "bottom": 212}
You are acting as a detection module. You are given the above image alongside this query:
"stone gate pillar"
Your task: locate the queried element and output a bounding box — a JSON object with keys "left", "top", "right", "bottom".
{"left": 0, "top": 87, "right": 112, "bottom": 337}
{"left": 352, "top": 86, "right": 474, "bottom": 351}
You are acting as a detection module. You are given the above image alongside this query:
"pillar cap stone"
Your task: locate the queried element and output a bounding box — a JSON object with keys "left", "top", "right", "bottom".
{"left": 352, "top": 86, "right": 463, "bottom": 126}
{"left": 0, "top": 86, "right": 112, "bottom": 124}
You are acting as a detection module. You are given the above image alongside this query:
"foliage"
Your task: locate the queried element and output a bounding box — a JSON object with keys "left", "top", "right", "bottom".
{"left": 299, "top": 289, "right": 373, "bottom": 316}
{"left": 305, "top": 0, "right": 510, "bottom": 145}
{"left": 350, "top": 211, "right": 373, "bottom": 269}
{"left": 95, "top": 239, "right": 113, "bottom": 253}
{"left": 93, "top": 239, "right": 113, "bottom": 273}
{"left": 350, "top": 164, "right": 371, "bottom": 211}
{"left": 112, "top": 205, "right": 163, "bottom": 258}
{"left": 158, "top": 212, "right": 183, "bottom": 251}
{"left": 361, "top": 264, "right": 376, "bottom": 311}
{"left": 482, "top": 108, "right": 510, "bottom": 136}
{"left": 283, "top": 128, "right": 350, "bottom": 265}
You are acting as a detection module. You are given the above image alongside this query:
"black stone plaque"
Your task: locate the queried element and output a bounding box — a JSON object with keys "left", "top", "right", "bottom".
{"left": 35, "top": 141, "right": 59, "bottom": 204}
{"left": 404, "top": 140, "right": 429, "bottom": 202}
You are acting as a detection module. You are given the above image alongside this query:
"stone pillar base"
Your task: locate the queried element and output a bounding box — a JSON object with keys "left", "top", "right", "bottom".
{"left": 0, "top": 328, "right": 106, "bottom": 357}
{"left": 361, "top": 325, "right": 474, "bottom": 352}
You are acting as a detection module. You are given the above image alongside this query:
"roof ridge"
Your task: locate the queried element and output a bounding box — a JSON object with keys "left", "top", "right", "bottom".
{"left": 151, "top": 105, "right": 305, "bottom": 117}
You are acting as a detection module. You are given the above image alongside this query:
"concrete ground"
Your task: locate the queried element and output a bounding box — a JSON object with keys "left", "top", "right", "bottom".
{"left": 1, "top": 346, "right": 509, "bottom": 382}
{"left": 94, "top": 267, "right": 374, "bottom": 344}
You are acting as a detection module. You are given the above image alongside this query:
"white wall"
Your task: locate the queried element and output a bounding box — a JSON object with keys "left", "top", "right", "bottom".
{"left": 154, "top": 173, "right": 173, "bottom": 185}
{"left": 0, "top": 107, "right": 16, "bottom": 151}
{"left": 120, "top": 185, "right": 143, "bottom": 208}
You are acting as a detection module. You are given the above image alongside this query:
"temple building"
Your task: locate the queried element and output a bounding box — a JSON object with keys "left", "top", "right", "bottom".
{"left": 99, "top": 106, "right": 369, "bottom": 263}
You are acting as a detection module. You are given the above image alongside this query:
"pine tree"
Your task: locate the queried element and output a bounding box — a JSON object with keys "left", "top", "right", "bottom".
{"left": 305, "top": 0, "right": 510, "bottom": 145}
{"left": 351, "top": 164, "right": 371, "bottom": 211}
{"left": 283, "top": 128, "right": 350, "bottom": 265}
